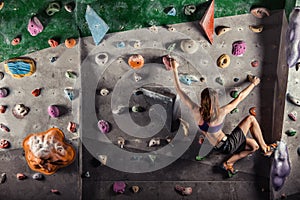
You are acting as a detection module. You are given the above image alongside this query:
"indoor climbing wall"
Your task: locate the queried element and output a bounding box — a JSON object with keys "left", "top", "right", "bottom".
{"left": 1, "top": 1, "right": 300, "bottom": 199}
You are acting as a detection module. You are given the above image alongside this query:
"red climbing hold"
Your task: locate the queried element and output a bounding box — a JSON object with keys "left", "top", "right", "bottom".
{"left": 48, "top": 39, "right": 59, "bottom": 48}
{"left": 199, "top": 0, "right": 214, "bottom": 44}
{"left": 31, "top": 88, "right": 41, "bottom": 97}
{"left": 249, "top": 107, "right": 256, "bottom": 116}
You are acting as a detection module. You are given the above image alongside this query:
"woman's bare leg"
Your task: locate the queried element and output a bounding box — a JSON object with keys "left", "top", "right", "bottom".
{"left": 237, "top": 115, "right": 268, "bottom": 152}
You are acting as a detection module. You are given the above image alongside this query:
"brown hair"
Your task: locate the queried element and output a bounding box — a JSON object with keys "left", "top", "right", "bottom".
{"left": 200, "top": 88, "right": 220, "bottom": 122}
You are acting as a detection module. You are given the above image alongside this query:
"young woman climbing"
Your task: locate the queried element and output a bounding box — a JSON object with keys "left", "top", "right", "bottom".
{"left": 168, "top": 58, "right": 277, "bottom": 177}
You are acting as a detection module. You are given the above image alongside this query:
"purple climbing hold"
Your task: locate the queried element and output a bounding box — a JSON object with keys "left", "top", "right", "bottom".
{"left": 0, "top": 88, "right": 8, "bottom": 98}
{"left": 97, "top": 120, "right": 110, "bottom": 134}
{"left": 232, "top": 41, "right": 246, "bottom": 56}
{"left": 48, "top": 105, "right": 60, "bottom": 118}
{"left": 113, "top": 181, "right": 126, "bottom": 194}
{"left": 271, "top": 141, "right": 291, "bottom": 191}
{"left": 27, "top": 16, "right": 44, "bottom": 36}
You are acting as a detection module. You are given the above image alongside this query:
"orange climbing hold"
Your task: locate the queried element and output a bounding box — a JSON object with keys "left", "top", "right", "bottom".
{"left": 199, "top": 0, "right": 214, "bottom": 44}
{"left": 128, "top": 54, "right": 144, "bottom": 69}
{"left": 48, "top": 39, "right": 59, "bottom": 48}
{"left": 11, "top": 37, "right": 21, "bottom": 46}
{"left": 65, "top": 38, "right": 76, "bottom": 48}
{"left": 249, "top": 107, "right": 256, "bottom": 116}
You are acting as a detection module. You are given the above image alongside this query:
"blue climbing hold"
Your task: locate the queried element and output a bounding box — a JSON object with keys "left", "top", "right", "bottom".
{"left": 85, "top": 5, "right": 109, "bottom": 45}
{"left": 179, "top": 74, "right": 199, "bottom": 85}
{"left": 167, "top": 7, "right": 176, "bottom": 16}
{"left": 4, "top": 58, "right": 36, "bottom": 78}
{"left": 64, "top": 88, "right": 75, "bottom": 101}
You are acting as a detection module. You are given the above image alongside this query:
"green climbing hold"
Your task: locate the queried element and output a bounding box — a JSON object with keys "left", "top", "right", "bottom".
{"left": 230, "top": 90, "right": 239, "bottom": 98}
{"left": 196, "top": 156, "right": 205, "bottom": 161}
{"left": 286, "top": 129, "right": 296, "bottom": 136}
{"left": 230, "top": 108, "right": 239, "bottom": 114}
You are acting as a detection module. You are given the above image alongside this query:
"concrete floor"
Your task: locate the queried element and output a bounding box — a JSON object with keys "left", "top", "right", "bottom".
{"left": 1, "top": 9, "right": 299, "bottom": 200}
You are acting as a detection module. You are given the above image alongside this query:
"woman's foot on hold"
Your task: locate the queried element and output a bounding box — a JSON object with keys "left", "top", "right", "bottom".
{"left": 220, "top": 162, "right": 238, "bottom": 178}
{"left": 263, "top": 143, "right": 278, "bottom": 157}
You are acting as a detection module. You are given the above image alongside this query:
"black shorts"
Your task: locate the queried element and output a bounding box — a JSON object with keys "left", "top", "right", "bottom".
{"left": 217, "top": 126, "right": 246, "bottom": 154}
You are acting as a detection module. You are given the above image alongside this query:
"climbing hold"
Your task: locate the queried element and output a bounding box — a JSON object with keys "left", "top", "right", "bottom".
{"left": 131, "top": 186, "right": 140, "bottom": 193}
{"left": 64, "top": 87, "right": 75, "bottom": 101}
{"left": 100, "top": 88, "right": 109, "bottom": 96}
{"left": 175, "top": 185, "right": 193, "bottom": 196}
{"left": 250, "top": 7, "right": 270, "bottom": 18}
{"left": 48, "top": 39, "right": 59, "bottom": 48}
{"left": 0, "top": 88, "right": 8, "bottom": 98}
{"left": 117, "top": 137, "right": 125, "bottom": 148}
{"left": 0, "top": 123, "right": 10, "bottom": 132}
{"left": 0, "top": 1, "right": 4, "bottom": 10}
{"left": 271, "top": 141, "right": 291, "bottom": 191}
{"left": 149, "top": 25, "right": 158, "bottom": 33}
{"left": 50, "top": 56, "right": 58, "bottom": 63}
{"left": 184, "top": 5, "right": 196, "bottom": 15}
{"left": 215, "top": 77, "right": 224, "bottom": 85}
{"left": 16, "top": 173, "right": 27, "bottom": 180}
{"left": 232, "top": 41, "right": 246, "bottom": 56}
{"left": 287, "top": 7, "right": 300, "bottom": 68}
{"left": 179, "top": 74, "right": 199, "bottom": 85}
{"left": 0, "top": 139, "right": 10, "bottom": 149}
{"left": 31, "top": 88, "right": 41, "bottom": 97}
{"left": 128, "top": 54, "right": 144, "bottom": 69}
{"left": 0, "top": 71, "right": 3, "bottom": 80}
{"left": 164, "top": 7, "right": 176, "bottom": 16}
{"left": 287, "top": 93, "right": 300, "bottom": 106}
{"left": 230, "top": 90, "right": 239, "bottom": 98}
{"left": 148, "top": 154, "right": 157, "bottom": 162}
{"left": 131, "top": 105, "right": 144, "bottom": 112}
{"left": 48, "top": 105, "right": 60, "bottom": 118}
{"left": 297, "top": 146, "right": 300, "bottom": 156}
{"left": 65, "top": 38, "right": 76, "bottom": 48}
{"left": 148, "top": 138, "right": 160, "bottom": 147}
{"left": 215, "top": 26, "right": 231, "bottom": 36}
{"left": 180, "top": 39, "right": 199, "bottom": 54}
{"left": 249, "top": 107, "right": 256, "bottom": 116}
{"left": 23, "top": 128, "right": 76, "bottom": 175}
{"left": 249, "top": 25, "right": 264, "bottom": 33}
{"left": 217, "top": 54, "right": 230, "bottom": 68}
{"left": 85, "top": 5, "right": 109, "bottom": 45}
{"left": 200, "top": 77, "right": 206, "bottom": 82}
{"left": 98, "top": 155, "right": 107, "bottom": 165}
{"left": 4, "top": 57, "right": 36, "bottom": 78}
{"left": 199, "top": 0, "right": 214, "bottom": 44}
{"left": 133, "top": 41, "right": 141, "bottom": 48}
{"left": 95, "top": 53, "right": 109, "bottom": 65}
{"left": 98, "top": 120, "right": 110, "bottom": 134}
{"left": 64, "top": 2, "right": 75, "bottom": 12}
{"left": 230, "top": 108, "right": 239, "bottom": 114}
{"left": 12, "top": 104, "right": 30, "bottom": 119}
{"left": 65, "top": 70, "right": 78, "bottom": 79}
{"left": 116, "top": 41, "right": 125, "bottom": 48}
{"left": 251, "top": 60, "right": 259, "bottom": 67}
{"left": 233, "top": 78, "right": 239, "bottom": 82}
{"left": 0, "top": 173, "right": 6, "bottom": 184}
{"left": 0, "top": 105, "right": 7, "bottom": 113}
{"left": 113, "top": 181, "right": 126, "bottom": 194}
{"left": 46, "top": 2, "right": 61, "bottom": 16}
{"left": 196, "top": 155, "right": 205, "bottom": 161}
{"left": 179, "top": 118, "right": 189, "bottom": 136}
{"left": 32, "top": 173, "right": 44, "bottom": 180}
{"left": 27, "top": 16, "right": 44, "bottom": 36}
{"left": 82, "top": 171, "right": 90, "bottom": 178}
{"left": 288, "top": 111, "right": 297, "bottom": 121}
{"left": 285, "top": 129, "right": 296, "bottom": 136}
{"left": 11, "top": 37, "right": 21, "bottom": 46}
{"left": 67, "top": 122, "right": 77, "bottom": 133}
{"left": 133, "top": 72, "right": 142, "bottom": 82}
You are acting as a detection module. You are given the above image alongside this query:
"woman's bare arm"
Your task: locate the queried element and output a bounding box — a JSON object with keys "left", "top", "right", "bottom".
{"left": 222, "top": 76, "right": 260, "bottom": 114}
{"left": 171, "top": 60, "right": 200, "bottom": 117}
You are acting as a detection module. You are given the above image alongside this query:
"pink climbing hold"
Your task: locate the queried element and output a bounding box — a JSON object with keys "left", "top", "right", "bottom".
{"left": 113, "top": 181, "right": 126, "bottom": 194}
{"left": 27, "top": 16, "right": 44, "bottom": 36}
{"left": 0, "top": 88, "right": 8, "bottom": 98}
{"left": 97, "top": 120, "right": 110, "bottom": 134}
{"left": 48, "top": 105, "right": 60, "bottom": 118}
{"left": 232, "top": 41, "right": 246, "bottom": 56}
